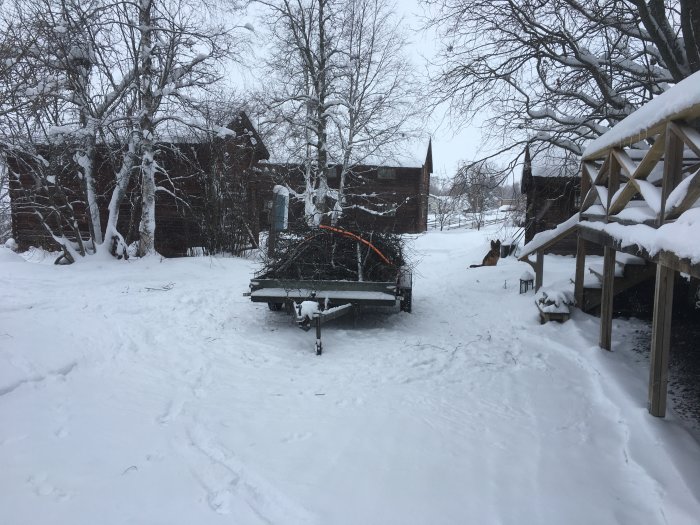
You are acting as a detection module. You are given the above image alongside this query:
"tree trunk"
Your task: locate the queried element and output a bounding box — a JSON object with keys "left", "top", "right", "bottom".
{"left": 137, "top": 0, "right": 157, "bottom": 256}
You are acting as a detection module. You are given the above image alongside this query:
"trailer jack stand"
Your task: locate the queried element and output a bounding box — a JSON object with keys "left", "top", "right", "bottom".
{"left": 295, "top": 303, "right": 353, "bottom": 355}
{"left": 314, "top": 313, "right": 322, "bottom": 355}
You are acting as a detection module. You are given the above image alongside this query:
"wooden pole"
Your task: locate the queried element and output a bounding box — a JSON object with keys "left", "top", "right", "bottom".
{"left": 599, "top": 246, "right": 616, "bottom": 350}
{"left": 648, "top": 264, "right": 674, "bottom": 417}
{"left": 535, "top": 249, "right": 544, "bottom": 291}
{"left": 267, "top": 192, "right": 277, "bottom": 258}
{"left": 658, "top": 125, "right": 684, "bottom": 224}
{"left": 575, "top": 235, "right": 586, "bottom": 308}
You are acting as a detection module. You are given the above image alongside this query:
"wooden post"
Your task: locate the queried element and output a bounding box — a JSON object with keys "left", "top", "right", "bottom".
{"left": 574, "top": 235, "right": 586, "bottom": 308}
{"left": 659, "top": 125, "right": 684, "bottom": 224}
{"left": 607, "top": 152, "right": 620, "bottom": 220}
{"left": 535, "top": 249, "right": 544, "bottom": 291}
{"left": 599, "top": 246, "right": 616, "bottom": 350}
{"left": 648, "top": 264, "right": 674, "bottom": 417}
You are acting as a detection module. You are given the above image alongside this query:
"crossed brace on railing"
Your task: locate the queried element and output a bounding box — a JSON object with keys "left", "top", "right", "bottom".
{"left": 579, "top": 120, "right": 700, "bottom": 229}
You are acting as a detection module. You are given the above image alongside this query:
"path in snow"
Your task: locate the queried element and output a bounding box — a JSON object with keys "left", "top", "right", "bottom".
{"left": 1, "top": 227, "right": 699, "bottom": 524}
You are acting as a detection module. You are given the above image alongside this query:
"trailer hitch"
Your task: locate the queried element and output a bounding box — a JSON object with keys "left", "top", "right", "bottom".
{"left": 294, "top": 297, "right": 354, "bottom": 355}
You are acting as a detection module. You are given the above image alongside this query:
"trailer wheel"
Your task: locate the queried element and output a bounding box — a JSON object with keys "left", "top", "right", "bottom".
{"left": 268, "top": 302, "right": 284, "bottom": 311}
{"left": 400, "top": 288, "right": 412, "bottom": 313}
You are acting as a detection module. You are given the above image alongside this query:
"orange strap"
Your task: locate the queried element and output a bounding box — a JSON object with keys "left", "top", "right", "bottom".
{"left": 319, "top": 225, "right": 393, "bottom": 266}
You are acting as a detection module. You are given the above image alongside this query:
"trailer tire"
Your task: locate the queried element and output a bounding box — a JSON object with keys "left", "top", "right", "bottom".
{"left": 268, "top": 302, "right": 284, "bottom": 311}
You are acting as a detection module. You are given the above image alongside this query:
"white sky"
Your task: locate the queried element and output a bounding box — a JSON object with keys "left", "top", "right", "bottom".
{"left": 391, "top": 0, "right": 485, "bottom": 179}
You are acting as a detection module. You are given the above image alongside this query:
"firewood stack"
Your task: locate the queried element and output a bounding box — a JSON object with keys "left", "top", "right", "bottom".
{"left": 260, "top": 223, "right": 406, "bottom": 282}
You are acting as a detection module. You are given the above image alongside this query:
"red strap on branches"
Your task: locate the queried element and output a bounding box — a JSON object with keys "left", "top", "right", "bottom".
{"left": 319, "top": 225, "right": 393, "bottom": 266}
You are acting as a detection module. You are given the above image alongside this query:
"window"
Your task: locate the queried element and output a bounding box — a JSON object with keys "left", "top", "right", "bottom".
{"left": 377, "top": 167, "right": 397, "bottom": 180}
{"left": 326, "top": 167, "right": 338, "bottom": 179}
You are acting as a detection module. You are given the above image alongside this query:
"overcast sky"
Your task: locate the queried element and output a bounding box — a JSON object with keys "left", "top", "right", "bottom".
{"left": 391, "top": 0, "right": 485, "bottom": 178}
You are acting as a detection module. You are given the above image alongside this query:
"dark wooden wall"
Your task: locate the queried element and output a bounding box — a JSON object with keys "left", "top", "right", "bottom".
{"left": 523, "top": 176, "right": 580, "bottom": 255}
{"left": 9, "top": 117, "right": 268, "bottom": 256}
{"left": 258, "top": 163, "right": 430, "bottom": 234}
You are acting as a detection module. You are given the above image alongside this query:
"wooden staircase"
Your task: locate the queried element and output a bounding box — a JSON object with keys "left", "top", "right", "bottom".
{"left": 580, "top": 253, "right": 655, "bottom": 313}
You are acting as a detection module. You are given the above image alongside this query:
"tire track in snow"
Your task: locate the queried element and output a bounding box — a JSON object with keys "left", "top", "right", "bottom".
{"left": 0, "top": 361, "right": 77, "bottom": 398}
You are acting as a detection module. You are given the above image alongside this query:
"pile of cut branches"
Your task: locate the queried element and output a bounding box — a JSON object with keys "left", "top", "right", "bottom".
{"left": 260, "top": 224, "right": 406, "bottom": 282}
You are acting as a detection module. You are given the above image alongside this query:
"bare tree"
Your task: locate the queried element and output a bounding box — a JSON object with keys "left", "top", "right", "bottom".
{"left": 0, "top": 0, "right": 246, "bottom": 261}
{"left": 329, "top": 0, "right": 420, "bottom": 224}
{"left": 425, "top": 0, "right": 700, "bottom": 162}
{"left": 257, "top": 0, "right": 422, "bottom": 225}
{"left": 430, "top": 176, "right": 461, "bottom": 231}
{"left": 257, "top": 0, "right": 336, "bottom": 225}
{"left": 452, "top": 161, "right": 500, "bottom": 230}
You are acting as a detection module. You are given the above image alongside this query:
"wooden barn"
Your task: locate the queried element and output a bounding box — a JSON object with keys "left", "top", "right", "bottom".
{"left": 521, "top": 146, "right": 581, "bottom": 254}
{"left": 258, "top": 141, "right": 433, "bottom": 234}
{"left": 519, "top": 70, "right": 700, "bottom": 418}
{"left": 8, "top": 111, "right": 269, "bottom": 257}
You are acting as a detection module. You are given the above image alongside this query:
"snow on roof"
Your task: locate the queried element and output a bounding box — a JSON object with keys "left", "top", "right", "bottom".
{"left": 584, "top": 207, "right": 700, "bottom": 264}
{"left": 530, "top": 163, "right": 578, "bottom": 179}
{"left": 583, "top": 69, "right": 700, "bottom": 160}
{"left": 357, "top": 137, "right": 431, "bottom": 168}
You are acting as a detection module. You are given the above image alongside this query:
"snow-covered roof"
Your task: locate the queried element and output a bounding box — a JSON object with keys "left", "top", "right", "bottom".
{"left": 351, "top": 137, "right": 431, "bottom": 169}
{"left": 583, "top": 69, "right": 700, "bottom": 160}
{"left": 530, "top": 163, "right": 578, "bottom": 179}
{"left": 267, "top": 136, "right": 431, "bottom": 169}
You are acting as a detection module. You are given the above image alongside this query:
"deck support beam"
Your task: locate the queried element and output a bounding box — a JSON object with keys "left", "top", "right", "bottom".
{"left": 599, "top": 246, "right": 616, "bottom": 351}
{"left": 535, "top": 249, "right": 544, "bottom": 291}
{"left": 648, "top": 264, "right": 674, "bottom": 417}
{"left": 574, "top": 235, "right": 587, "bottom": 308}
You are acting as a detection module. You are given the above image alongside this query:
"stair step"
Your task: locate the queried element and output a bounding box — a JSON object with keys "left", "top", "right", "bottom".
{"left": 616, "top": 253, "right": 646, "bottom": 266}
{"left": 580, "top": 261, "right": 656, "bottom": 313}
{"left": 588, "top": 264, "right": 624, "bottom": 280}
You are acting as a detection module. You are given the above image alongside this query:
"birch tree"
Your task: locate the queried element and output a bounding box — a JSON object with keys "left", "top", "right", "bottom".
{"left": 258, "top": 0, "right": 421, "bottom": 225}
{"left": 451, "top": 161, "right": 500, "bottom": 230}
{"left": 0, "top": 0, "right": 244, "bottom": 260}
{"left": 330, "top": 0, "right": 418, "bottom": 225}
{"left": 125, "top": 0, "right": 237, "bottom": 255}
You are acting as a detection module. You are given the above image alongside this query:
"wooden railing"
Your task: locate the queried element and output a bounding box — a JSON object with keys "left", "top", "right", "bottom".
{"left": 573, "top": 72, "right": 700, "bottom": 417}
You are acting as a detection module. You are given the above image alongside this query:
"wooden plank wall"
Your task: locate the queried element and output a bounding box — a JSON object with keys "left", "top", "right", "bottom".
{"left": 9, "top": 136, "right": 262, "bottom": 257}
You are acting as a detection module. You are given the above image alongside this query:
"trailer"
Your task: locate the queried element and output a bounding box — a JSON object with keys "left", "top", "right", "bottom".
{"left": 247, "top": 224, "right": 412, "bottom": 354}
{"left": 249, "top": 268, "right": 412, "bottom": 355}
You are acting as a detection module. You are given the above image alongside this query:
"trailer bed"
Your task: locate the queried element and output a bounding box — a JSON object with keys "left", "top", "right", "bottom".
{"left": 249, "top": 279, "right": 400, "bottom": 308}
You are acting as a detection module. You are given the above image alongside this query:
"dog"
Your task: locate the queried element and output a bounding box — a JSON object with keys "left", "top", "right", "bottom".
{"left": 470, "top": 240, "right": 501, "bottom": 268}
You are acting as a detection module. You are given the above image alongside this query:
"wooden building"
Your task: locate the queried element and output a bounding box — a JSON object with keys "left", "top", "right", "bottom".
{"left": 521, "top": 146, "right": 580, "bottom": 254}
{"left": 8, "top": 112, "right": 269, "bottom": 257}
{"left": 258, "top": 141, "right": 433, "bottom": 234}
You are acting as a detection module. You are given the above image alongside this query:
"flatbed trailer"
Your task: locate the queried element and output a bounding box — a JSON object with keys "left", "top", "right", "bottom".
{"left": 248, "top": 269, "right": 412, "bottom": 355}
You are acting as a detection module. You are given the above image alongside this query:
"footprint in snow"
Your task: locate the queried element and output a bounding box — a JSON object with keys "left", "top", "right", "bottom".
{"left": 281, "top": 431, "right": 313, "bottom": 443}
{"left": 158, "top": 398, "right": 185, "bottom": 424}
{"left": 27, "top": 473, "right": 71, "bottom": 501}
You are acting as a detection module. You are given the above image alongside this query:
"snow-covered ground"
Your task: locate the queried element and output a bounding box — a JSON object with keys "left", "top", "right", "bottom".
{"left": 1, "top": 226, "right": 699, "bottom": 525}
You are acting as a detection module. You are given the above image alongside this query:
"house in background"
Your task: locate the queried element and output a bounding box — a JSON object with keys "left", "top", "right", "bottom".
{"left": 8, "top": 111, "right": 269, "bottom": 257}
{"left": 521, "top": 145, "right": 580, "bottom": 254}
{"left": 258, "top": 140, "right": 433, "bottom": 234}
{"left": 9, "top": 117, "right": 431, "bottom": 257}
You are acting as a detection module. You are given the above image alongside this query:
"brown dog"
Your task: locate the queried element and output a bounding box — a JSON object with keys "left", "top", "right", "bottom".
{"left": 470, "top": 240, "right": 501, "bottom": 268}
